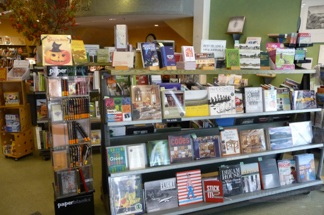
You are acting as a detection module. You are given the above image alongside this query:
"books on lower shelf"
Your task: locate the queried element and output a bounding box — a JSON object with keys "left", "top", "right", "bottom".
{"left": 294, "top": 154, "right": 316, "bottom": 183}
{"left": 219, "top": 164, "right": 243, "bottom": 196}
{"left": 241, "top": 163, "right": 261, "bottom": 193}
{"left": 278, "top": 159, "right": 296, "bottom": 186}
{"left": 35, "top": 127, "right": 50, "bottom": 150}
{"left": 258, "top": 158, "right": 280, "bottom": 189}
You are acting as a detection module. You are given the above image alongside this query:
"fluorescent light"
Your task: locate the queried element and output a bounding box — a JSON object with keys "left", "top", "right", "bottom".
{"left": 154, "top": 24, "right": 159, "bottom": 27}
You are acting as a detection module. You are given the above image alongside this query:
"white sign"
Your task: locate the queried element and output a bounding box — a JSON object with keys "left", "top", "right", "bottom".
{"left": 201, "top": 40, "right": 226, "bottom": 59}
{"left": 84, "top": 44, "right": 100, "bottom": 56}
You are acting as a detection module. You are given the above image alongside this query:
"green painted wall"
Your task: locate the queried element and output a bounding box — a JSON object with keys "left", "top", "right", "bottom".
{"left": 208, "top": 0, "right": 323, "bottom": 86}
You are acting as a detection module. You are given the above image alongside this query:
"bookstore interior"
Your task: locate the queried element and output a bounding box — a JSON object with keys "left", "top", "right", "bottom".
{"left": 1, "top": 0, "right": 324, "bottom": 215}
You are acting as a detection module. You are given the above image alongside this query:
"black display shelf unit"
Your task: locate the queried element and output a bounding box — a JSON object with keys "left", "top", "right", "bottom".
{"left": 99, "top": 69, "right": 323, "bottom": 215}
{"left": 284, "top": 43, "right": 313, "bottom": 48}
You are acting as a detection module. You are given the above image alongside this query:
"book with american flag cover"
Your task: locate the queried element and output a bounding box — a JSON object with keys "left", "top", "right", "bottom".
{"left": 176, "top": 169, "right": 203, "bottom": 206}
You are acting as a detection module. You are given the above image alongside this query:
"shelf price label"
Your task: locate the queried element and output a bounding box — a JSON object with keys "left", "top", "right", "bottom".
{"left": 162, "top": 118, "right": 181, "bottom": 123}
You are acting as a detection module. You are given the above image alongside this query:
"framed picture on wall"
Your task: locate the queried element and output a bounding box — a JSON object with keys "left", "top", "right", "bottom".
{"left": 300, "top": 0, "right": 324, "bottom": 43}
{"left": 227, "top": 16, "right": 246, "bottom": 34}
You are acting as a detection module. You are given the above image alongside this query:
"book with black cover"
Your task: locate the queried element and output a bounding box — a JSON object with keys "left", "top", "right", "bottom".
{"left": 258, "top": 159, "right": 281, "bottom": 189}
{"left": 294, "top": 154, "right": 316, "bottom": 183}
{"left": 219, "top": 164, "right": 243, "bottom": 197}
{"left": 140, "top": 42, "right": 159, "bottom": 68}
{"left": 168, "top": 134, "right": 193, "bottom": 164}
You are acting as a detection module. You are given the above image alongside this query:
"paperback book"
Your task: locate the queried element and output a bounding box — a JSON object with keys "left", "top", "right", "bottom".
{"left": 160, "top": 46, "right": 176, "bottom": 67}
{"left": 146, "top": 140, "right": 170, "bottom": 167}
{"left": 140, "top": 43, "right": 159, "bottom": 68}
{"left": 181, "top": 46, "right": 195, "bottom": 62}
{"left": 235, "top": 93, "right": 244, "bottom": 113}
{"left": 258, "top": 159, "right": 281, "bottom": 189}
{"left": 241, "top": 163, "right": 261, "bottom": 193}
{"left": 291, "top": 90, "right": 317, "bottom": 110}
{"left": 168, "top": 134, "right": 193, "bottom": 163}
{"left": 267, "top": 126, "right": 293, "bottom": 150}
{"left": 109, "top": 175, "right": 144, "bottom": 215}
{"left": 71, "top": 40, "right": 87, "bottom": 64}
{"left": 289, "top": 121, "right": 313, "bottom": 146}
{"left": 277, "top": 88, "right": 291, "bottom": 111}
{"left": 202, "top": 178, "right": 223, "bottom": 203}
{"left": 193, "top": 135, "right": 221, "bottom": 160}
{"left": 176, "top": 169, "right": 203, "bottom": 206}
{"left": 220, "top": 128, "right": 241, "bottom": 156}
{"left": 225, "top": 49, "right": 240, "bottom": 68}
{"left": 207, "top": 86, "right": 236, "bottom": 115}
{"left": 219, "top": 164, "right": 243, "bottom": 197}
{"left": 294, "top": 154, "right": 316, "bottom": 183}
{"left": 144, "top": 178, "right": 178, "bottom": 213}
{"left": 105, "top": 97, "right": 132, "bottom": 122}
{"left": 36, "top": 99, "right": 48, "bottom": 121}
{"left": 239, "top": 129, "right": 266, "bottom": 153}
{"left": 97, "top": 49, "right": 109, "bottom": 63}
{"left": 244, "top": 87, "right": 263, "bottom": 113}
{"left": 278, "top": 159, "right": 297, "bottom": 186}
{"left": 263, "top": 89, "right": 277, "bottom": 112}
{"left": 161, "top": 90, "right": 186, "bottom": 119}
{"left": 57, "top": 170, "right": 78, "bottom": 196}
{"left": 184, "top": 90, "right": 209, "bottom": 117}
{"left": 106, "top": 146, "right": 127, "bottom": 173}
{"left": 127, "top": 144, "right": 146, "bottom": 170}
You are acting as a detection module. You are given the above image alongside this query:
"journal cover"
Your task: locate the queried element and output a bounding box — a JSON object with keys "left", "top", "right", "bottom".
{"left": 239, "top": 129, "right": 266, "bottom": 153}
{"left": 235, "top": 93, "right": 244, "bottom": 113}
{"left": 289, "top": 121, "right": 313, "bottom": 146}
{"left": 181, "top": 46, "right": 195, "bottom": 62}
{"left": 161, "top": 46, "right": 176, "bottom": 67}
{"left": 140, "top": 43, "right": 159, "bottom": 68}
{"left": 244, "top": 87, "right": 263, "bottom": 113}
{"left": 36, "top": 99, "right": 48, "bottom": 121}
{"left": 258, "top": 159, "right": 281, "bottom": 189}
{"left": 278, "top": 159, "right": 297, "bottom": 186}
{"left": 277, "top": 88, "right": 291, "bottom": 111}
{"left": 207, "top": 86, "right": 236, "bottom": 115}
{"left": 219, "top": 164, "right": 243, "bottom": 197}
{"left": 225, "top": 49, "right": 240, "bottom": 68}
{"left": 193, "top": 135, "right": 221, "bottom": 160}
{"left": 291, "top": 90, "right": 317, "bottom": 110}
{"left": 185, "top": 90, "right": 209, "bottom": 117}
{"left": 108, "top": 175, "right": 144, "bottom": 215}
{"left": 263, "top": 90, "right": 277, "bottom": 112}
{"left": 267, "top": 126, "right": 293, "bottom": 150}
{"left": 220, "top": 128, "right": 241, "bottom": 156}
{"left": 294, "top": 154, "right": 316, "bottom": 183}
{"left": 176, "top": 169, "right": 203, "bottom": 206}
{"left": 41, "top": 34, "right": 72, "bottom": 66}
{"left": 127, "top": 144, "right": 146, "bottom": 170}
{"left": 131, "top": 85, "right": 162, "bottom": 120}
{"left": 105, "top": 97, "right": 132, "bottom": 122}
{"left": 71, "top": 40, "right": 87, "bottom": 64}
{"left": 161, "top": 90, "right": 186, "bottom": 119}
{"left": 106, "top": 146, "right": 127, "bottom": 173}
{"left": 168, "top": 134, "right": 193, "bottom": 163}
{"left": 144, "top": 178, "right": 178, "bottom": 213}
{"left": 203, "top": 179, "right": 223, "bottom": 203}
{"left": 241, "top": 163, "right": 261, "bottom": 193}
{"left": 146, "top": 140, "right": 170, "bottom": 167}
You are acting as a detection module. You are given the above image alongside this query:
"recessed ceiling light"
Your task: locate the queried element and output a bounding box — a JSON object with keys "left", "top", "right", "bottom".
{"left": 154, "top": 24, "right": 159, "bottom": 27}
{"left": 36, "top": 20, "right": 39, "bottom": 22}
{"left": 109, "top": 18, "right": 116, "bottom": 21}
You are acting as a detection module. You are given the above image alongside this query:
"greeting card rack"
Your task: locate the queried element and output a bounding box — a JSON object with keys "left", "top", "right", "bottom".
{"left": 44, "top": 66, "right": 95, "bottom": 215}
{"left": 99, "top": 68, "right": 324, "bottom": 215}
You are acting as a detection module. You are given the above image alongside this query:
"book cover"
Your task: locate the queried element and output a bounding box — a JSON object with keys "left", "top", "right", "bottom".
{"left": 97, "top": 49, "right": 109, "bottom": 63}
{"left": 193, "top": 135, "right": 221, "bottom": 160}
{"left": 219, "top": 164, "right": 243, "bottom": 197}
{"left": 202, "top": 179, "right": 223, "bottom": 203}
{"left": 278, "top": 159, "right": 297, "bottom": 186}
{"left": 176, "top": 169, "right": 203, "bottom": 206}
{"left": 207, "top": 86, "right": 236, "bottom": 115}
{"left": 267, "top": 126, "right": 293, "bottom": 150}
{"left": 263, "top": 90, "right": 277, "bottom": 112}
{"left": 274, "top": 49, "right": 295, "bottom": 70}
{"left": 90, "top": 130, "right": 101, "bottom": 145}
{"left": 131, "top": 85, "right": 162, "bottom": 120}
{"left": 161, "top": 46, "right": 176, "bottom": 67}
{"left": 132, "top": 75, "right": 148, "bottom": 85}
{"left": 260, "top": 52, "right": 270, "bottom": 67}
{"left": 158, "top": 83, "right": 181, "bottom": 91}
{"left": 71, "top": 40, "right": 87, "bottom": 64}
{"left": 258, "top": 159, "right": 281, "bottom": 189}
{"left": 241, "top": 163, "right": 261, "bottom": 193}
{"left": 105, "top": 97, "right": 132, "bottom": 122}
{"left": 244, "top": 87, "right": 263, "bottom": 113}
{"left": 266, "top": 43, "right": 285, "bottom": 52}
{"left": 0, "top": 67, "right": 7, "bottom": 81}
{"left": 235, "top": 93, "right": 244, "bottom": 113}
{"left": 290, "top": 121, "right": 312, "bottom": 146}
{"left": 161, "top": 90, "right": 186, "bottom": 119}
{"left": 57, "top": 170, "right": 78, "bottom": 196}
{"left": 291, "top": 90, "right": 317, "bottom": 110}
{"left": 112, "top": 52, "right": 134, "bottom": 68}
{"left": 246, "top": 37, "right": 261, "bottom": 45}
{"left": 106, "top": 146, "right": 127, "bottom": 173}
{"left": 168, "top": 134, "right": 193, "bottom": 164}
{"left": 36, "top": 99, "right": 48, "bottom": 121}
{"left": 144, "top": 178, "right": 178, "bottom": 213}
{"left": 115, "top": 25, "right": 128, "bottom": 50}
{"left": 127, "top": 144, "right": 146, "bottom": 170}
{"left": 240, "top": 129, "right": 266, "bottom": 153}
{"left": 146, "top": 140, "right": 170, "bottom": 167}
{"left": 41, "top": 34, "right": 72, "bottom": 66}
{"left": 277, "top": 88, "right": 291, "bottom": 111}
{"left": 109, "top": 175, "right": 144, "bottom": 215}
{"left": 185, "top": 90, "right": 209, "bottom": 117}
{"left": 226, "top": 49, "right": 240, "bottom": 68}
{"left": 140, "top": 43, "right": 159, "bottom": 68}
{"left": 51, "top": 104, "right": 63, "bottom": 122}
{"left": 181, "top": 46, "right": 195, "bottom": 62}
{"left": 294, "top": 154, "right": 316, "bottom": 183}
{"left": 220, "top": 128, "right": 241, "bottom": 156}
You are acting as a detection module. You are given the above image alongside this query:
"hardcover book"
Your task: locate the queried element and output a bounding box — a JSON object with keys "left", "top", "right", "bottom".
{"left": 260, "top": 52, "right": 270, "bottom": 67}
{"left": 71, "top": 40, "right": 88, "bottom": 64}
{"left": 36, "top": 99, "right": 48, "bottom": 121}
{"left": 106, "top": 146, "right": 127, "bottom": 173}
{"left": 278, "top": 159, "right": 297, "bottom": 186}
{"left": 267, "top": 126, "right": 293, "bottom": 150}
{"left": 244, "top": 87, "right": 263, "bottom": 113}
{"left": 109, "top": 175, "right": 144, "bottom": 215}
{"left": 202, "top": 178, "right": 223, "bottom": 203}
{"left": 277, "top": 88, "right": 291, "bottom": 111}
{"left": 131, "top": 85, "right": 162, "bottom": 120}
{"left": 219, "top": 164, "right": 243, "bottom": 197}
{"left": 241, "top": 163, "right": 261, "bottom": 193}
{"left": 207, "top": 86, "right": 236, "bottom": 115}
{"left": 193, "top": 135, "right": 221, "bottom": 160}
{"left": 160, "top": 46, "right": 176, "bottom": 67}
{"left": 127, "top": 144, "right": 146, "bottom": 170}
{"left": 185, "top": 90, "right": 209, "bottom": 117}
{"left": 258, "top": 159, "right": 281, "bottom": 189}
{"left": 291, "top": 90, "right": 317, "bottom": 110}
{"left": 161, "top": 90, "right": 186, "bottom": 119}
{"left": 263, "top": 89, "right": 277, "bottom": 112}
{"left": 176, "top": 169, "right": 203, "bottom": 206}
{"left": 239, "top": 129, "right": 266, "bottom": 153}
{"left": 105, "top": 97, "right": 132, "bottom": 122}
{"left": 168, "top": 134, "right": 193, "bottom": 163}
{"left": 294, "top": 154, "right": 316, "bottom": 183}
{"left": 235, "top": 93, "right": 244, "bottom": 113}
{"left": 140, "top": 43, "right": 159, "bottom": 68}
{"left": 144, "top": 178, "right": 178, "bottom": 213}
{"left": 225, "top": 49, "right": 240, "bottom": 68}
{"left": 220, "top": 128, "right": 241, "bottom": 156}
{"left": 41, "top": 34, "right": 72, "bottom": 66}
{"left": 97, "top": 49, "right": 109, "bottom": 63}
{"left": 146, "top": 140, "right": 170, "bottom": 167}
{"left": 289, "top": 121, "right": 313, "bottom": 146}
{"left": 181, "top": 46, "right": 195, "bottom": 62}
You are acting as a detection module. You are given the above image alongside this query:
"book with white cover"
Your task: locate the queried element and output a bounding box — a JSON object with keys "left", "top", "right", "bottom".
{"left": 127, "top": 144, "right": 146, "bottom": 170}
{"left": 263, "top": 89, "right": 277, "bottom": 112}
{"left": 207, "top": 86, "right": 236, "bottom": 115}
{"left": 246, "top": 37, "right": 262, "bottom": 45}
{"left": 244, "top": 87, "right": 263, "bottom": 113}
{"left": 200, "top": 40, "right": 227, "bottom": 59}
{"left": 181, "top": 46, "right": 195, "bottom": 62}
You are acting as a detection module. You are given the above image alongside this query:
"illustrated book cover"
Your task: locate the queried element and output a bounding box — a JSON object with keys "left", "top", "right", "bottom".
{"left": 144, "top": 178, "right": 178, "bottom": 213}
{"left": 193, "top": 135, "right": 221, "bottom": 160}
{"left": 131, "top": 85, "right": 162, "bottom": 120}
{"left": 146, "top": 140, "right": 170, "bottom": 167}
{"left": 278, "top": 159, "right": 297, "bottom": 186}
{"left": 202, "top": 178, "right": 223, "bottom": 203}
{"left": 176, "top": 169, "right": 203, "bottom": 206}
{"left": 291, "top": 90, "right": 317, "bottom": 110}
{"left": 91, "top": 130, "right": 101, "bottom": 145}
{"left": 235, "top": 92, "right": 244, "bottom": 113}
{"left": 241, "top": 163, "right": 261, "bottom": 193}
{"left": 105, "top": 97, "right": 132, "bottom": 122}
{"left": 181, "top": 46, "right": 195, "bottom": 62}
{"left": 168, "top": 134, "right": 193, "bottom": 164}
{"left": 160, "top": 46, "right": 176, "bottom": 67}
{"left": 106, "top": 146, "right": 127, "bottom": 173}
{"left": 258, "top": 159, "right": 281, "bottom": 189}
{"left": 239, "top": 129, "right": 266, "bottom": 153}
{"left": 277, "top": 88, "right": 291, "bottom": 111}
{"left": 36, "top": 99, "right": 48, "bottom": 121}
{"left": 244, "top": 87, "right": 263, "bottom": 113}
{"left": 57, "top": 169, "right": 78, "bottom": 196}
{"left": 108, "top": 175, "right": 144, "bottom": 215}
{"left": 289, "top": 121, "right": 312, "bottom": 146}
{"left": 127, "top": 144, "right": 146, "bottom": 170}
{"left": 97, "top": 49, "right": 109, "bottom": 63}
{"left": 140, "top": 43, "right": 159, "bottom": 68}
{"left": 185, "top": 90, "right": 209, "bottom": 117}
{"left": 220, "top": 128, "right": 241, "bottom": 156}
{"left": 207, "top": 86, "right": 236, "bottom": 115}
{"left": 161, "top": 90, "right": 186, "bottom": 119}
{"left": 71, "top": 40, "right": 87, "bottom": 64}
{"left": 219, "top": 164, "right": 243, "bottom": 197}
{"left": 267, "top": 126, "right": 293, "bottom": 150}
{"left": 294, "top": 154, "right": 316, "bottom": 183}
{"left": 263, "top": 89, "right": 277, "bottom": 112}
{"left": 225, "top": 49, "right": 240, "bottom": 68}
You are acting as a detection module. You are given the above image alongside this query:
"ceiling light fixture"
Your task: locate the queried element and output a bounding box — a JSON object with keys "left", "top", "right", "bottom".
{"left": 109, "top": 18, "right": 116, "bottom": 21}
{"left": 36, "top": 20, "right": 39, "bottom": 22}
{"left": 154, "top": 24, "right": 159, "bottom": 27}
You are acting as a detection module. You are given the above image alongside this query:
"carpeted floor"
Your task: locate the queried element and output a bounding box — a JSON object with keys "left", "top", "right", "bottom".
{"left": 0, "top": 149, "right": 323, "bottom": 215}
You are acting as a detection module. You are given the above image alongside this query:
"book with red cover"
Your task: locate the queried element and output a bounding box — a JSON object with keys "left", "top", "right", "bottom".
{"left": 168, "top": 134, "right": 193, "bottom": 164}
{"left": 203, "top": 178, "right": 223, "bottom": 203}
{"left": 176, "top": 169, "right": 203, "bottom": 206}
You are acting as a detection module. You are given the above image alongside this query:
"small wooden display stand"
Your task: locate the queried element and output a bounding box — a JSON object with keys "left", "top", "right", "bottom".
{"left": 201, "top": 66, "right": 215, "bottom": 70}
{"left": 260, "top": 66, "right": 271, "bottom": 70}
{"left": 114, "top": 66, "right": 129, "bottom": 70}
{"left": 226, "top": 67, "right": 241, "bottom": 70}
{"left": 161, "top": 66, "right": 177, "bottom": 70}
{"left": 145, "top": 66, "right": 160, "bottom": 70}
{"left": 256, "top": 74, "right": 276, "bottom": 84}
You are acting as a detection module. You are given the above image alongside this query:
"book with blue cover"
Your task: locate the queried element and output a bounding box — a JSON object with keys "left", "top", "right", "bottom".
{"left": 267, "top": 126, "right": 293, "bottom": 150}
{"left": 294, "top": 154, "right": 316, "bottom": 183}
{"left": 140, "top": 43, "right": 159, "bottom": 68}
{"left": 161, "top": 46, "right": 176, "bottom": 67}
{"left": 106, "top": 146, "right": 127, "bottom": 173}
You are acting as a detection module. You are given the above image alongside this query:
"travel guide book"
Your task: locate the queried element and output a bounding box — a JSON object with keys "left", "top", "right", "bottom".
{"left": 146, "top": 140, "right": 170, "bottom": 167}
{"left": 168, "top": 134, "right": 193, "bottom": 163}
{"left": 239, "top": 129, "right": 266, "bottom": 153}
{"left": 294, "top": 154, "right": 316, "bottom": 183}
{"left": 220, "top": 128, "right": 241, "bottom": 156}
{"left": 278, "top": 159, "right": 297, "bottom": 186}
{"left": 140, "top": 43, "right": 159, "bottom": 68}
{"left": 193, "top": 135, "right": 221, "bottom": 160}
{"left": 267, "top": 126, "right": 293, "bottom": 150}
{"left": 106, "top": 146, "right": 127, "bottom": 173}
{"left": 161, "top": 90, "right": 186, "bottom": 119}
{"left": 219, "top": 164, "right": 243, "bottom": 197}
{"left": 207, "top": 86, "right": 236, "bottom": 115}
{"left": 258, "top": 159, "right": 281, "bottom": 189}
{"left": 241, "top": 163, "right": 261, "bottom": 193}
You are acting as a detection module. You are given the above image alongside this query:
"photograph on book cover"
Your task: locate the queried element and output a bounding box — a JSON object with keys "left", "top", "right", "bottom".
{"left": 300, "top": 0, "right": 324, "bottom": 43}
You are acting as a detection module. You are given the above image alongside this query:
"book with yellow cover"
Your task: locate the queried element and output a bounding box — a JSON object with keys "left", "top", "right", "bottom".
{"left": 185, "top": 90, "right": 209, "bottom": 117}
{"left": 71, "top": 40, "right": 88, "bottom": 65}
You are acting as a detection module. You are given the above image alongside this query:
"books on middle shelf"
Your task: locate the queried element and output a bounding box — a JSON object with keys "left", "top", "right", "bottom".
{"left": 244, "top": 87, "right": 263, "bottom": 113}
{"left": 168, "top": 134, "right": 193, "bottom": 164}
{"left": 161, "top": 90, "right": 186, "bottom": 119}
{"left": 193, "top": 135, "right": 221, "bottom": 160}
{"left": 146, "top": 140, "right": 170, "bottom": 167}
{"left": 266, "top": 126, "right": 293, "bottom": 150}
{"left": 239, "top": 129, "right": 266, "bottom": 153}
{"left": 220, "top": 128, "right": 241, "bottom": 156}
{"left": 207, "top": 86, "right": 236, "bottom": 115}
